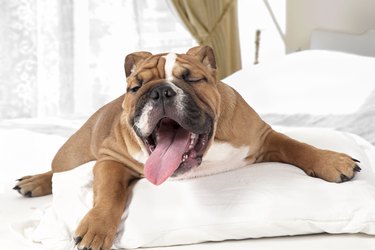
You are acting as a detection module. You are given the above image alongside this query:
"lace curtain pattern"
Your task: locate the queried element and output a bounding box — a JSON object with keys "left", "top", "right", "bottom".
{"left": 0, "top": 0, "right": 73, "bottom": 118}
{"left": 0, "top": 0, "right": 38, "bottom": 118}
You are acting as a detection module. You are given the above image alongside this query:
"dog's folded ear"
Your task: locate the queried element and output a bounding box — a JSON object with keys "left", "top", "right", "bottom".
{"left": 124, "top": 51, "right": 152, "bottom": 78}
{"left": 186, "top": 46, "right": 217, "bottom": 71}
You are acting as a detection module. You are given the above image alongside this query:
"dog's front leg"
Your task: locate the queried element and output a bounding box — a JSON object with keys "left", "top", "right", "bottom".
{"left": 74, "top": 160, "right": 136, "bottom": 250}
{"left": 260, "top": 130, "right": 361, "bottom": 183}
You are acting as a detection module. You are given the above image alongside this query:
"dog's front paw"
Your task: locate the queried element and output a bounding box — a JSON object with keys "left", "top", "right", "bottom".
{"left": 307, "top": 150, "right": 361, "bottom": 183}
{"left": 74, "top": 207, "right": 119, "bottom": 250}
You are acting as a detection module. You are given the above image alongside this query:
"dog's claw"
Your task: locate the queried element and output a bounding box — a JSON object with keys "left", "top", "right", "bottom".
{"left": 354, "top": 165, "right": 362, "bottom": 172}
{"left": 340, "top": 174, "right": 350, "bottom": 182}
{"left": 77, "top": 246, "right": 89, "bottom": 250}
{"left": 351, "top": 158, "right": 360, "bottom": 163}
{"left": 74, "top": 236, "right": 82, "bottom": 245}
{"left": 13, "top": 185, "right": 21, "bottom": 190}
{"left": 25, "top": 191, "right": 32, "bottom": 197}
{"left": 16, "top": 178, "right": 23, "bottom": 181}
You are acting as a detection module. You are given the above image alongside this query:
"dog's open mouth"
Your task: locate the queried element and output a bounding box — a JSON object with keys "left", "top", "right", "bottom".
{"left": 142, "top": 118, "right": 209, "bottom": 185}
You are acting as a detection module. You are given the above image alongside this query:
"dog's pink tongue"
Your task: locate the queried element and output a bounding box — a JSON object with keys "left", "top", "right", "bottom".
{"left": 144, "top": 122, "right": 190, "bottom": 185}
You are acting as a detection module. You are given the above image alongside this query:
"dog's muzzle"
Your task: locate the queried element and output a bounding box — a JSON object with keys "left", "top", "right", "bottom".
{"left": 132, "top": 83, "right": 213, "bottom": 185}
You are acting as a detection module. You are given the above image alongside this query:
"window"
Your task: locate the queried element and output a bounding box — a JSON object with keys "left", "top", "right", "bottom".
{"left": 133, "top": 0, "right": 196, "bottom": 53}
{"left": 0, "top": 0, "right": 195, "bottom": 119}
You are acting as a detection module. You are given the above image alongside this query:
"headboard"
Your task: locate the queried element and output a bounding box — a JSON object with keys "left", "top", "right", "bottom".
{"left": 310, "top": 29, "right": 375, "bottom": 57}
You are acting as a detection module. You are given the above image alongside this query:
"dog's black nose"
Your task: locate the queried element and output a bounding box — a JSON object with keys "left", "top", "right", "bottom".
{"left": 150, "top": 85, "right": 177, "bottom": 100}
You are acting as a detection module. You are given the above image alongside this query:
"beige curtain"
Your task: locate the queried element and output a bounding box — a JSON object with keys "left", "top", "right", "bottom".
{"left": 171, "top": 0, "right": 241, "bottom": 79}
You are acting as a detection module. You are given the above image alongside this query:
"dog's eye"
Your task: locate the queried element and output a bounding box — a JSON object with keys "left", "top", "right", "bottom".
{"left": 186, "top": 77, "right": 205, "bottom": 83}
{"left": 182, "top": 71, "right": 205, "bottom": 83}
{"left": 128, "top": 85, "right": 141, "bottom": 93}
{"left": 127, "top": 77, "right": 144, "bottom": 93}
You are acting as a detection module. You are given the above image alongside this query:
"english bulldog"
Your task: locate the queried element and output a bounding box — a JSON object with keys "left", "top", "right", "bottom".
{"left": 14, "top": 46, "right": 361, "bottom": 250}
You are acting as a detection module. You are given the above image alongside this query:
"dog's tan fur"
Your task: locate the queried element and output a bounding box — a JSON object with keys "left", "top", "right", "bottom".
{"left": 15, "top": 46, "right": 359, "bottom": 250}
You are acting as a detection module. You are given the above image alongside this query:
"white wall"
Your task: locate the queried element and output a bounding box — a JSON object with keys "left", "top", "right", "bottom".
{"left": 286, "top": 0, "right": 375, "bottom": 53}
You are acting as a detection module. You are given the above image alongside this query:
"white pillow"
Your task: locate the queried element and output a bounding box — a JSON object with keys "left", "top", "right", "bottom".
{"left": 30, "top": 128, "right": 375, "bottom": 249}
{"left": 223, "top": 50, "right": 375, "bottom": 115}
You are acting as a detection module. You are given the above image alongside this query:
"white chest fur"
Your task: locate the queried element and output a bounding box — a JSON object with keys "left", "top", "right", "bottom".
{"left": 173, "top": 141, "right": 250, "bottom": 180}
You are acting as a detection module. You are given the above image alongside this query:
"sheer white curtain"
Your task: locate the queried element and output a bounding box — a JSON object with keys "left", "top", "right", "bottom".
{"left": 0, "top": 0, "right": 193, "bottom": 119}
{"left": 0, "top": 0, "right": 139, "bottom": 119}
{"left": 1, "top": 0, "right": 74, "bottom": 118}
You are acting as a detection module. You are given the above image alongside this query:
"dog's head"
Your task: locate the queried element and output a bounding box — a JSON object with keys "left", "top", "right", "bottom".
{"left": 122, "top": 46, "right": 221, "bottom": 185}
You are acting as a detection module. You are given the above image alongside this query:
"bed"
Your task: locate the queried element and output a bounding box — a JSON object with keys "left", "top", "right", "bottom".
{"left": 1, "top": 49, "right": 375, "bottom": 250}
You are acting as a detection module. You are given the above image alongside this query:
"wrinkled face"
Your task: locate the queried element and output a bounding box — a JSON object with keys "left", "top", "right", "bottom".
{"left": 122, "top": 46, "right": 221, "bottom": 185}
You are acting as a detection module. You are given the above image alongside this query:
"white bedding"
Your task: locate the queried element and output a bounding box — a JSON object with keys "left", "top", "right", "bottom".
{"left": 1, "top": 126, "right": 375, "bottom": 250}
{"left": 2, "top": 50, "right": 375, "bottom": 250}
{"left": 224, "top": 50, "right": 375, "bottom": 115}
{"left": 224, "top": 50, "right": 375, "bottom": 145}
{"left": 11, "top": 128, "right": 375, "bottom": 250}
